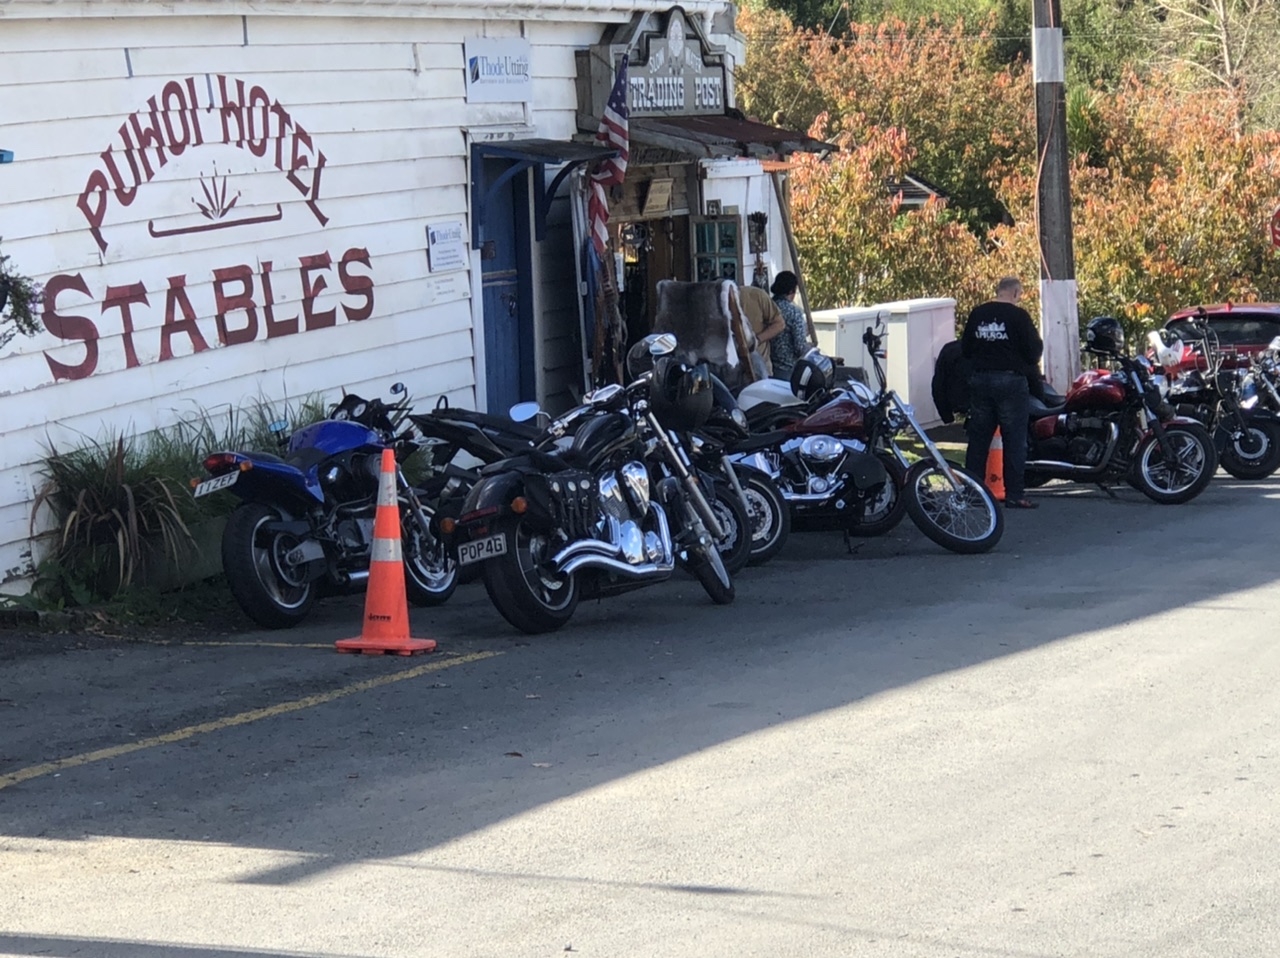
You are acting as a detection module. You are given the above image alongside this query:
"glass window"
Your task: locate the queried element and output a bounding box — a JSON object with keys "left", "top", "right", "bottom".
{"left": 693, "top": 216, "right": 741, "bottom": 287}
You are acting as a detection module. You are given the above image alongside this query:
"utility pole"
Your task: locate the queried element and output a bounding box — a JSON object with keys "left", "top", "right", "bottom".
{"left": 1032, "top": 0, "right": 1079, "bottom": 389}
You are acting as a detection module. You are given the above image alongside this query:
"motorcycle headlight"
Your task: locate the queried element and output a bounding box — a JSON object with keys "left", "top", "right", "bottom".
{"left": 731, "top": 408, "right": 748, "bottom": 431}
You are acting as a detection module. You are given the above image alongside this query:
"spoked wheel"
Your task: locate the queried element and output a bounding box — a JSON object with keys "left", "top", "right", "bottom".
{"left": 710, "top": 481, "right": 752, "bottom": 575}
{"left": 403, "top": 512, "right": 458, "bottom": 606}
{"left": 1130, "top": 423, "right": 1217, "bottom": 503}
{"left": 482, "top": 518, "right": 579, "bottom": 634}
{"left": 734, "top": 466, "right": 790, "bottom": 566}
{"left": 903, "top": 461, "right": 1004, "bottom": 554}
{"left": 847, "top": 454, "right": 908, "bottom": 537}
{"left": 1220, "top": 419, "right": 1280, "bottom": 480}
{"left": 221, "top": 502, "right": 319, "bottom": 629}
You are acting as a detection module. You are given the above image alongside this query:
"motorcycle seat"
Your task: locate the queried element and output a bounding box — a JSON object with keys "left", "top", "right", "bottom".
{"left": 1029, "top": 399, "right": 1066, "bottom": 419}
{"left": 425, "top": 407, "right": 542, "bottom": 441}
{"left": 731, "top": 429, "right": 792, "bottom": 454}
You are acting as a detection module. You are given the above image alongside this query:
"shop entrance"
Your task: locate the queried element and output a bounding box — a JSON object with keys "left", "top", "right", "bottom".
{"left": 619, "top": 216, "right": 691, "bottom": 346}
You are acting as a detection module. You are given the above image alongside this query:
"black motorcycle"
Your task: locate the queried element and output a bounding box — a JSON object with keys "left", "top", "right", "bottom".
{"left": 1150, "top": 315, "right": 1280, "bottom": 480}
{"left": 447, "top": 336, "right": 734, "bottom": 634}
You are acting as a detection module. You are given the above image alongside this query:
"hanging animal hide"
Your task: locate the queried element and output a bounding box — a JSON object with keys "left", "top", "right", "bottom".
{"left": 651, "top": 280, "right": 757, "bottom": 384}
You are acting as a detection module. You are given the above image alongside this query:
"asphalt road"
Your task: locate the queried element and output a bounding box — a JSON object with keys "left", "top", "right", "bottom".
{"left": 2, "top": 474, "right": 1278, "bottom": 958}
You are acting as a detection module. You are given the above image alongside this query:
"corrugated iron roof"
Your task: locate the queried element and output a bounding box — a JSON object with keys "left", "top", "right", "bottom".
{"left": 630, "top": 114, "right": 832, "bottom": 159}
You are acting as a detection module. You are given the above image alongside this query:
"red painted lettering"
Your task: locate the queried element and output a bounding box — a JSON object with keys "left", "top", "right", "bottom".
{"left": 286, "top": 125, "right": 329, "bottom": 226}
{"left": 185, "top": 76, "right": 205, "bottom": 147}
{"left": 128, "top": 96, "right": 169, "bottom": 180}
{"left": 42, "top": 274, "right": 100, "bottom": 381}
{"left": 213, "top": 265, "right": 260, "bottom": 346}
{"left": 101, "top": 283, "right": 150, "bottom": 368}
{"left": 158, "top": 276, "right": 210, "bottom": 361}
{"left": 217, "top": 75, "right": 247, "bottom": 148}
{"left": 338, "top": 247, "right": 375, "bottom": 322}
{"left": 160, "top": 81, "right": 192, "bottom": 157}
{"left": 246, "top": 85, "right": 271, "bottom": 158}
{"left": 298, "top": 253, "right": 336, "bottom": 330}
{"left": 270, "top": 100, "right": 293, "bottom": 172}
{"left": 261, "top": 260, "right": 298, "bottom": 338}
{"left": 76, "top": 170, "right": 111, "bottom": 254}
{"left": 101, "top": 143, "right": 142, "bottom": 206}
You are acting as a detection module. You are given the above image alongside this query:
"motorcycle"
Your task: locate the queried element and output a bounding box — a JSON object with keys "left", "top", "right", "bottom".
{"left": 446, "top": 335, "right": 734, "bottom": 635}
{"left": 627, "top": 334, "right": 789, "bottom": 569}
{"left": 1147, "top": 317, "right": 1280, "bottom": 480}
{"left": 1022, "top": 316, "right": 1218, "bottom": 502}
{"left": 193, "top": 383, "right": 457, "bottom": 628}
{"left": 729, "top": 322, "right": 1005, "bottom": 555}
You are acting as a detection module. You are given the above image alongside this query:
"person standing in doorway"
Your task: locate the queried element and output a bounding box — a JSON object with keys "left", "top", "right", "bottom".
{"left": 736, "top": 283, "right": 785, "bottom": 378}
{"left": 961, "top": 276, "right": 1043, "bottom": 510}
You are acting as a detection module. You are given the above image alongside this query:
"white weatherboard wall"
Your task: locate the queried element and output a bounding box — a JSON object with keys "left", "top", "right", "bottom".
{"left": 813, "top": 298, "right": 956, "bottom": 427}
{"left": 699, "top": 158, "right": 789, "bottom": 289}
{"left": 0, "top": 3, "right": 732, "bottom": 587}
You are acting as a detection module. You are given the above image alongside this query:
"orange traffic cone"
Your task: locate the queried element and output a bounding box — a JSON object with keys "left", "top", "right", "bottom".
{"left": 336, "top": 448, "right": 438, "bottom": 656}
{"left": 985, "top": 427, "right": 1006, "bottom": 503}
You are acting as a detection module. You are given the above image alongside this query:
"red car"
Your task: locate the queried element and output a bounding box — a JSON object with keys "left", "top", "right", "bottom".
{"left": 1165, "top": 303, "right": 1280, "bottom": 363}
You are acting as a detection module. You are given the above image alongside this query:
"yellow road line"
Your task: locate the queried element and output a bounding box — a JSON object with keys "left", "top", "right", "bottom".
{"left": 0, "top": 650, "right": 500, "bottom": 791}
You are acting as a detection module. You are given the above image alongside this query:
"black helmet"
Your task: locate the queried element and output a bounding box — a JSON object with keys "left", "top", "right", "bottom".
{"left": 626, "top": 335, "right": 660, "bottom": 382}
{"left": 789, "top": 348, "right": 835, "bottom": 401}
{"left": 1085, "top": 316, "right": 1126, "bottom": 356}
{"left": 650, "top": 357, "right": 714, "bottom": 432}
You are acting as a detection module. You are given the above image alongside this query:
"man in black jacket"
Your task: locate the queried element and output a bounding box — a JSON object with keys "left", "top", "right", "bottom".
{"left": 961, "top": 277, "right": 1043, "bottom": 509}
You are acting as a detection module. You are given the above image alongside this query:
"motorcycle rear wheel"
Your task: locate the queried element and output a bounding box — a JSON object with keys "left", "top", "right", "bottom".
{"left": 1220, "top": 419, "right": 1280, "bottom": 480}
{"left": 1130, "top": 423, "right": 1217, "bottom": 503}
{"left": 734, "top": 466, "right": 790, "bottom": 565}
{"left": 903, "top": 461, "right": 1004, "bottom": 554}
{"left": 847, "top": 454, "right": 908, "bottom": 537}
{"left": 222, "top": 502, "right": 319, "bottom": 629}
{"left": 482, "top": 517, "right": 579, "bottom": 634}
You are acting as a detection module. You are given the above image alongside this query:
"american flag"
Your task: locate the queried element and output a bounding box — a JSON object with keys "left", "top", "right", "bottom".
{"left": 589, "top": 54, "right": 629, "bottom": 257}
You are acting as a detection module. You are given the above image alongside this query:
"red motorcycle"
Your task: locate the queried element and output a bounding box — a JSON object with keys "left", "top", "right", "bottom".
{"left": 1023, "top": 316, "right": 1218, "bottom": 503}
{"left": 729, "top": 323, "right": 1003, "bottom": 554}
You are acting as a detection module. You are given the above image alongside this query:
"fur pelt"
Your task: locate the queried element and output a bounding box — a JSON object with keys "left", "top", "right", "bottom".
{"left": 651, "top": 280, "right": 755, "bottom": 375}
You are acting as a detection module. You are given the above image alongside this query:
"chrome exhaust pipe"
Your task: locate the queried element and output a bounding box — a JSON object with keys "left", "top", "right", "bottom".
{"left": 559, "top": 554, "right": 675, "bottom": 579}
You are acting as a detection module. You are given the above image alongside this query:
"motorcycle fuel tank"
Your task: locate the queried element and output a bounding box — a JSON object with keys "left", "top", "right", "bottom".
{"left": 1065, "top": 370, "right": 1126, "bottom": 411}
{"left": 289, "top": 419, "right": 382, "bottom": 456}
{"left": 572, "top": 412, "right": 636, "bottom": 465}
{"left": 787, "top": 397, "right": 866, "bottom": 437}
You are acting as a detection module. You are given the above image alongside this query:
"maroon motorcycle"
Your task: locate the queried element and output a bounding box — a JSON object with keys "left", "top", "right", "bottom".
{"left": 1023, "top": 316, "right": 1218, "bottom": 503}
{"left": 728, "top": 323, "right": 1003, "bottom": 554}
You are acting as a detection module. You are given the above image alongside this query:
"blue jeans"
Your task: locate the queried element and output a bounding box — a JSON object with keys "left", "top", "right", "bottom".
{"left": 964, "top": 370, "right": 1030, "bottom": 500}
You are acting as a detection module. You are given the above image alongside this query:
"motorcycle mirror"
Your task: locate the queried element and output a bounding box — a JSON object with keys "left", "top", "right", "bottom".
{"left": 509, "top": 401, "right": 543, "bottom": 423}
{"left": 390, "top": 382, "right": 406, "bottom": 395}
{"left": 1268, "top": 336, "right": 1280, "bottom": 353}
{"left": 268, "top": 419, "right": 289, "bottom": 434}
{"left": 649, "top": 333, "right": 677, "bottom": 357}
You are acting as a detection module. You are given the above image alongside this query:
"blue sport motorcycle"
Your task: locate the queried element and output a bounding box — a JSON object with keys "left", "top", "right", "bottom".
{"left": 193, "top": 383, "right": 456, "bottom": 628}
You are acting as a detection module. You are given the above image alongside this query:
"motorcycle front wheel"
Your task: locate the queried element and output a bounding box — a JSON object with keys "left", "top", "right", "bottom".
{"left": 1130, "top": 423, "right": 1217, "bottom": 503}
{"left": 903, "top": 461, "right": 1004, "bottom": 554}
{"left": 482, "top": 517, "right": 579, "bottom": 634}
{"left": 710, "top": 480, "right": 752, "bottom": 575}
{"left": 680, "top": 505, "right": 735, "bottom": 605}
{"left": 1220, "top": 418, "right": 1280, "bottom": 480}
{"left": 402, "top": 510, "right": 458, "bottom": 606}
{"left": 222, "top": 501, "right": 319, "bottom": 629}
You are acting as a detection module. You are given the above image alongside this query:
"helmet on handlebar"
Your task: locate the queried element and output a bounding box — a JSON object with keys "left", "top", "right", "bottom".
{"left": 1085, "top": 316, "right": 1126, "bottom": 357}
{"left": 650, "top": 356, "right": 715, "bottom": 432}
{"left": 789, "top": 348, "right": 835, "bottom": 402}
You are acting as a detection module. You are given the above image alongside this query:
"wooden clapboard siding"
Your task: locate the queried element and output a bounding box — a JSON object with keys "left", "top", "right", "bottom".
{"left": 0, "top": 13, "right": 489, "bottom": 585}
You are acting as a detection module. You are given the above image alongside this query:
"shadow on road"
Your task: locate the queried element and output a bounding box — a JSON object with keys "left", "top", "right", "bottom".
{"left": 1, "top": 476, "right": 1276, "bottom": 889}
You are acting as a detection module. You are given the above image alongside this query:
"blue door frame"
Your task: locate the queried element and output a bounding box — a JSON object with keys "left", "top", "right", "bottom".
{"left": 477, "top": 156, "right": 536, "bottom": 414}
